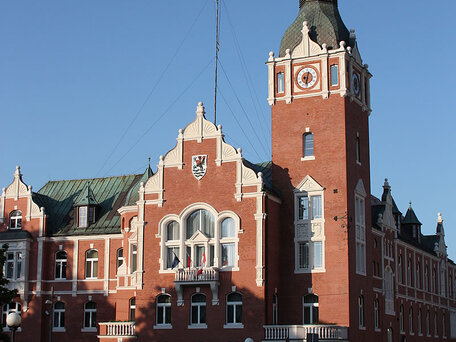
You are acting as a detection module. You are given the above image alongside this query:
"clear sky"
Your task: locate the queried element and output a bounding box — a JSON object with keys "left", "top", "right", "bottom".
{"left": 1, "top": 1, "right": 455, "bottom": 258}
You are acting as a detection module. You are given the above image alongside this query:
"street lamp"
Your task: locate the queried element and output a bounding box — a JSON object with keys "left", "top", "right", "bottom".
{"left": 6, "top": 312, "right": 21, "bottom": 342}
{"left": 245, "top": 338, "right": 254, "bottom": 342}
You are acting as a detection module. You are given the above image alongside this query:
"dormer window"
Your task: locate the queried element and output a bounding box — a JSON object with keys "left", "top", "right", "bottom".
{"left": 78, "top": 206, "right": 95, "bottom": 228}
{"left": 9, "top": 210, "right": 22, "bottom": 229}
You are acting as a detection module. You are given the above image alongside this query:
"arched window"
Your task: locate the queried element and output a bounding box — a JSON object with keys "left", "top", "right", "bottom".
{"left": 85, "top": 250, "right": 98, "bottom": 279}
{"left": 277, "top": 72, "right": 284, "bottom": 94}
{"left": 399, "top": 304, "right": 404, "bottom": 332}
{"left": 167, "top": 221, "right": 179, "bottom": 241}
{"left": 358, "top": 296, "right": 364, "bottom": 328}
{"left": 53, "top": 301, "right": 65, "bottom": 330}
{"left": 221, "top": 218, "right": 235, "bottom": 238}
{"left": 303, "top": 133, "right": 314, "bottom": 158}
{"left": 186, "top": 210, "right": 214, "bottom": 238}
{"left": 1, "top": 302, "right": 21, "bottom": 328}
{"left": 55, "top": 251, "right": 67, "bottom": 279}
{"left": 226, "top": 293, "right": 242, "bottom": 325}
{"left": 83, "top": 301, "right": 97, "bottom": 329}
{"left": 9, "top": 210, "right": 22, "bottom": 229}
{"left": 129, "top": 297, "right": 136, "bottom": 321}
{"left": 191, "top": 293, "right": 206, "bottom": 326}
{"left": 117, "top": 248, "right": 124, "bottom": 268}
{"left": 303, "top": 294, "right": 319, "bottom": 325}
{"left": 156, "top": 294, "right": 171, "bottom": 326}
{"left": 374, "top": 299, "right": 379, "bottom": 330}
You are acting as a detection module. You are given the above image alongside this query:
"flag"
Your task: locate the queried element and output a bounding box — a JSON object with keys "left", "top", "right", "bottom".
{"left": 171, "top": 252, "right": 180, "bottom": 270}
{"left": 196, "top": 252, "right": 206, "bottom": 277}
{"left": 187, "top": 252, "right": 192, "bottom": 268}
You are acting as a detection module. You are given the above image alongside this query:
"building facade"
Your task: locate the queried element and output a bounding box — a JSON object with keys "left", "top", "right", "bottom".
{"left": 1, "top": 1, "right": 455, "bottom": 341}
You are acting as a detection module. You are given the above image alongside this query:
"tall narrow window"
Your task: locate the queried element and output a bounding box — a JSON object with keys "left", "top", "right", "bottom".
{"left": 374, "top": 299, "right": 379, "bottom": 330}
{"left": 358, "top": 296, "right": 365, "bottom": 328}
{"left": 400, "top": 305, "right": 404, "bottom": 333}
{"left": 186, "top": 210, "right": 214, "bottom": 239}
{"left": 55, "top": 251, "right": 67, "bottom": 279}
{"left": 272, "top": 294, "right": 278, "bottom": 325}
{"left": 9, "top": 210, "right": 22, "bottom": 229}
{"left": 78, "top": 206, "right": 88, "bottom": 228}
{"left": 384, "top": 267, "right": 394, "bottom": 315}
{"left": 398, "top": 255, "right": 403, "bottom": 284}
{"left": 166, "top": 246, "right": 180, "bottom": 269}
{"left": 117, "top": 248, "right": 124, "bottom": 269}
{"left": 131, "top": 244, "right": 137, "bottom": 272}
{"left": 356, "top": 136, "right": 361, "bottom": 164}
{"left": 129, "top": 297, "right": 136, "bottom": 321}
{"left": 191, "top": 294, "right": 206, "bottom": 326}
{"left": 330, "top": 65, "right": 339, "bottom": 86}
{"left": 298, "top": 242, "right": 309, "bottom": 269}
{"left": 417, "top": 262, "right": 421, "bottom": 289}
{"left": 221, "top": 218, "right": 235, "bottom": 238}
{"left": 53, "top": 302, "right": 65, "bottom": 331}
{"left": 226, "top": 293, "right": 242, "bottom": 325}
{"left": 83, "top": 302, "right": 97, "bottom": 329}
{"left": 313, "top": 241, "right": 323, "bottom": 269}
{"left": 221, "top": 243, "right": 235, "bottom": 267}
{"left": 277, "top": 72, "right": 284, "bottom": 93}
{"left": 156, "top": 295, "right": 171, "bottom": 326}
{"left": 303, "top": 133, "right": 314, "bottom": 158}
{"left": 434, "top": 312, "right": 438, "bottom": 337}
{"left": 167, "top": 221, "right": 179, "bottom": 241}
{"left": 298, "top": 195, "right": 309, "bottom": 220}
{"left": 85, "top": 249, "right": 98, "bottom": 279}
{"left": 409, "top": 307, "right": 414, "bottom": 334}
{"left": 303, "top": 294, "right": 319, "bottom": 325}
{"left": 5, "top": 252, "right": 22, "bottom": 280}
{"left": 424, "top": 267, "right": 429, "bottom": 292}
{"left": 407, "top": 259, "right": 412, "bottom": 286}
{"left": 426, "top": 311, "right": 430, "bottom": 336}
{"left": 443, "top": 313, "right": 446, "bottom": 337}
{"left": 311, "top": 195, "right": 322, "bottom": 219}
{"left": 418, "top": 309, "right": 422, "bottom": 335}
{"left": 355, "top": 195, "right": 366, "bottom": 275}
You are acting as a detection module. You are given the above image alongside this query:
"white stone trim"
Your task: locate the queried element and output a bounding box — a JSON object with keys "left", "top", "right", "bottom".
{"left": 72, "top": 239, "right": 79, "bottom": 296}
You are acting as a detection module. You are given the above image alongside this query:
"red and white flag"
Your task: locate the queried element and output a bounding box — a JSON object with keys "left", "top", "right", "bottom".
{"left": 196, "top": 252, "right": 206, "bottom": 277}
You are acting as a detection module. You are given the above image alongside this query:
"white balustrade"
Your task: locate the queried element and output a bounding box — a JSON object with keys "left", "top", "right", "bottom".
{"left": 175, "top": 268, "right": 219, "bottom": 282}
{"left": 99, "top": 321, "right": 135, "bottom": 336}
{"left": 264, "top": 325, "right": 348, "bottom": 340}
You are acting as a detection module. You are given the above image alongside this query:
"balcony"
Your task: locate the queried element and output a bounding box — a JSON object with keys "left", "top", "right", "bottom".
{"left": 98, "top": 321, "right": 136, "bottom": 340}
{"left": 264, "top": 325, "right": 348, "bottom": 341}
{"left": 174, "top": 267, "right": 220, "bottom": 306}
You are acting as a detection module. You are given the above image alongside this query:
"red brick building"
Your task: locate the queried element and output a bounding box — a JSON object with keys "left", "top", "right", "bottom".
{"left": 1, "top": 1, "right": 455, "bottom": 341}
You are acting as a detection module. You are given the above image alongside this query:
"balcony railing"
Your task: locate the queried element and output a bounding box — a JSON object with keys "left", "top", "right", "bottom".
{"left": 264, "top": 325, "right": 348, "bottom": 341}
{"left": 99, "top": 321, "right": 135, "bottom": 338}
{"left": 174, "top": 267, "right": 219, "bottom": 282}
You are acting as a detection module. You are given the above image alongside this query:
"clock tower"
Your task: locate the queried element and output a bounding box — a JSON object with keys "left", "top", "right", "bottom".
{"left": 267, "top": 0, "right": 374, "bottom": 335}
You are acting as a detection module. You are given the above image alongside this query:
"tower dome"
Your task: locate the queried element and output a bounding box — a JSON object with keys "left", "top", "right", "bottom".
{"left": 279, "top": 0, "right": 353, "bottom": 56}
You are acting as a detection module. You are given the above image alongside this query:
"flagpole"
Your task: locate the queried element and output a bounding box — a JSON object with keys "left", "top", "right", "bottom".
{"left": 214, "top": 0, "right": 220, "bottom": 125}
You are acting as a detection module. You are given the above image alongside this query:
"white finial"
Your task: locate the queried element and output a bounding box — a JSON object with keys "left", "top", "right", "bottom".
{"left": 438, "top": 212, "right": 443, "bottom": 223}
{"left": 339, "top": 41, "right": 346, "bottom": 49}
{"left": 178, "top": 129, "right": 183, "bottom": 134}
{"left": 196, "top": 102, "right": 205, "bottom": 117}
{"left": 159, "top": 155, "right": 164, "bottom": 162}
{"left": 347, "top": 46, "right": 352, "bottom": 54}
{"left": 268, "top": 51, "right": 275, "bottom": 62}
{"left": 217, "top": 124, "right": 222, "bottom": 130}
{"left": 322, "top": 43, "right": 328, "bottom": 53}
{"left": 237, "top": 147, "right": 242, "bottom": 155}
{"left": 285, "top": 49, "right": 291, "bottom": 58}
{"left": 14, "top": 166, "right": 21, "bottom": 177}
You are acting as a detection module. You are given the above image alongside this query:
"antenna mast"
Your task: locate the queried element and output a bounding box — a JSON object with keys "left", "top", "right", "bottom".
{"left": 214, "top": 0, "right": 220, "bottom": 125}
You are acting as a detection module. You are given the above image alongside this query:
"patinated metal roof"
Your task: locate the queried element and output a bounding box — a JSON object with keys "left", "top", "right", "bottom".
{"left": 279, "top": 0, "right": 352, "bottom": 56}
{"left": 124, "top": 166, "right": 153, "bottom": 206}
{"left": 36, "top": 174, "right": 141, "bottom": 236}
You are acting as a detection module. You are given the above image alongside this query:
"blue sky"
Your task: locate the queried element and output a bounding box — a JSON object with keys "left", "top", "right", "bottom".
{"left": 1, "top": 1, "right": 455, "bottom": 258}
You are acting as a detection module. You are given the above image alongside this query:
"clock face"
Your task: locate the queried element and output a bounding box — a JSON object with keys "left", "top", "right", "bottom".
{"left": 353, "top": 73, "right": 360, "bottom": 95}
{"left": 297, "top": 67, "right": 318, "bottom": 89}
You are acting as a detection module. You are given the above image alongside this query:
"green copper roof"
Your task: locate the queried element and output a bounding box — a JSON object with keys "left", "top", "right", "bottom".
{"left": 125, "top": 166, "right": 154, "bottom": 206}
{"left": 279, "top": 0, "right": 352, "bottom": 56}
{"left": 73, "top": 182, "right": 99, "bottom": 207}
{"left": 36, "top": 174, "right": 141, "bottom": 236}
{"left": 403, "top": 203, "right": 422, "bottom": 226}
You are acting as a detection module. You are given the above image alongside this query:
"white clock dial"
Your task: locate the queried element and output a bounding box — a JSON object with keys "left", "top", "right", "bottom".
{"left": 297, "top": 67, "right": 318, "bottom": 89}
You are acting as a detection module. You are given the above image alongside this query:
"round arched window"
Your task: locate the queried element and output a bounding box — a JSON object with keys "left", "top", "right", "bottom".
{"left": 221, "top": 218, "right": 235, "bottom": 238}
{"left": 186, "top": 210, "right": 214, "bottom": 239}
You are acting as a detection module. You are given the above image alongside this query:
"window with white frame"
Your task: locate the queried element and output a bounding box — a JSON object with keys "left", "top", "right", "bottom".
{"left": 129, "top": 297, "right": 136, "bottom": 321}
{"left": 424, "top": 266, "right": 429, "bottom": 292}
{"left": 156, "top": 294, "right": 171, "bottom": 326}
{"left": 83, "top": 301, "right": 96, "bottom": 329}
{"left": 159, "top": 206, "right": 240, "bottom": 272}
{"left": 117, "top": 248, "right": 124, "bottom": 269}
{"left": 130, "top": 244, "right": 137, "bottom": 273}
{"left": 5, "top": 251, "right": 23, "bottom": 280}
{"left": 9, "top": 210, "right": 22, "bottom": 229}
{"left": 294, "top": 176, "right": 325, "bottom": 273}
{"left": 358, "top": 296, "right": 365, "bottom": 328}
{"left": 434, "top": 311, "right": 438, "bottom": 337}
{"left": 407, "top": 258, "right": 412, "bottom": 286}
{"left": 85, "top": 249, "right": 98, "bottom": 279}
{"left": 1, "top": 302, "right": 21, "bottom": 329}
{"left": 226, "top": 293, "right": 242, "bottom": 326}
{"left": 374, "top": 299, "right": 379, "bottom": 330}
{"left": 443, "top": 313, "right": 446, "bottom": 337}
{"left": 53, "top": 301, "right": 65, "bottom": 330}
{"left": 426, "top": 311, "right": 430, "bottom": 336}
{"left": 302, "top": 133, "right": 314, "bottom": 159}
{"left": 416, "top": 262, "right": 421, "bottom": 289}
{"left": 303, "top": 294, "right": 319, "bottom": 325}
{"left": 355, "top": 194, "right": 366, "bottom": 275}
{"left": 78, "top": 206, "right": 95, "bottom": 228}
{"left": 330, "top": 65, "right": 339, "bottom": 86}
{"left": 191, "top": 293, "right": 206, "bottom": 326}
{"left": 399, "top": 304, "right": 404, "bottom": 333}
{"left": 398, "top": 255, "right": 403, "bottom": 284}
{"left": 432, "top": 267, "right": 437, "bottom": 294}
{"left": 277, "top": 72, "right": 284, "bottom": 94}
{"left": 55, "top": 251, "right": 67, "bottom": 279}
{"left": 272, "top": 294, "right": 278, "bottom": 325}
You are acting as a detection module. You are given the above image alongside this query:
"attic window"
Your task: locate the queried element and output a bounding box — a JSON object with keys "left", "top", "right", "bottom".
{"left": 9, "top": 210, "right": 22, "bottom": 229}
{"left": 78, "top": 206, "right": 95, "bottom": 228}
